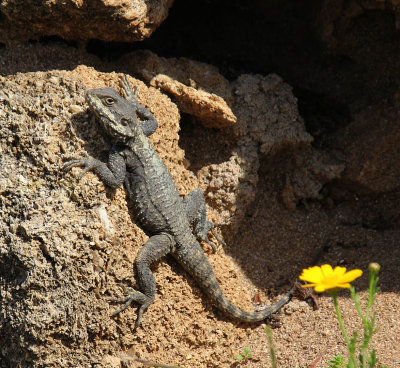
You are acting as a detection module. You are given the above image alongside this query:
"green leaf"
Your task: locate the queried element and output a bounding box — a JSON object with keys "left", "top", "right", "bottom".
{"left": 327, "top": 354, "right": 345, "bottom": 368}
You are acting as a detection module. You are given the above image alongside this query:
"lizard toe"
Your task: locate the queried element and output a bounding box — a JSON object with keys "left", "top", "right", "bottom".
{"left": 110, "top": 290, "right": 151, "bottom": 318}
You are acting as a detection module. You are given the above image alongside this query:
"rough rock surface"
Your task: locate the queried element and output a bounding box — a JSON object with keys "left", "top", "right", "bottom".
{"left": 332, "top": 98, "right": 400, "bottom": 194}
{"left": 0, "top": 0, "right": 173, "bottom": 45}
{"left": 232, "top": 73, "right": 313, "bottom": 155}
{"left": 125, "top": 50, "right": 236, "bottom": 128}
{"left": 0, "top": 68, "right": 195, "bottom": 367}
{"left": 197, "top": 73, "right": 343, "bottom": 224}
{"left": 198, "top": 136, "right": 260, "bottom": 226}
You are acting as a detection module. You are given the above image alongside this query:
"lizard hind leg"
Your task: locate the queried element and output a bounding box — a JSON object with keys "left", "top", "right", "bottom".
{"left": 111, "top": 233, "right": 174, "bottom": 330}
{"left": 183, "top": 188, "right": 222, "bottom": 252}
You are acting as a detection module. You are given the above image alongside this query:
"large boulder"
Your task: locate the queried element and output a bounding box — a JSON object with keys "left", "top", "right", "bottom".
{"left": 0, "top": 0, "right": 173, "bottom": 44}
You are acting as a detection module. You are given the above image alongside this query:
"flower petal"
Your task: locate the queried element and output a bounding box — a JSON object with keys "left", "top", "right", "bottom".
{"left": 314, "top": 284, "right": 328, "bottom": 292}
{"left": 340, "top": 269, "right": 363, "bottom": 283}
{"left": 299, "top": 266, "right": 324, "bottom": 283}
{"left": 320, "top": 264, "right": 333, "bottom": 277}
{"left": 332, "top": 266, "right": 347, "bottom": 277}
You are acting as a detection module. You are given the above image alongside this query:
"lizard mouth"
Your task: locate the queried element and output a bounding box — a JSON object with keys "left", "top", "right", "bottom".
{"left": 98, "top": 115, "right": 134, "bottom": 142}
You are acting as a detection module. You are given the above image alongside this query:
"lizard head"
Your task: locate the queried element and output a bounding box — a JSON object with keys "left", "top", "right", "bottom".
{"left": 85, "top": 87, "right": 139, "bottom": 143}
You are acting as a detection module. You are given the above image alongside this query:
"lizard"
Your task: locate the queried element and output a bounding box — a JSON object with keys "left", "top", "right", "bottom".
{"left": 63, "top": 75, "right": 292, "bottom": 330}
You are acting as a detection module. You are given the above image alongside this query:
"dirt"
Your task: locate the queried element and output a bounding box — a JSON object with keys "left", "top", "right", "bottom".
{"left": 0, "top": 42, "right": 400, "bottom": 368}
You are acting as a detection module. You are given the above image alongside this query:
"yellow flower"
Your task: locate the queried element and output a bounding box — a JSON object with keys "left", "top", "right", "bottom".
{"left": 299, "top": 264, "right": 363, "bottom": 292}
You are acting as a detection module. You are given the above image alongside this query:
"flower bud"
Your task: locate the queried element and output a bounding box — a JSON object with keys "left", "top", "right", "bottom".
{"left": 368, "top": 262, "right": 381, "bottom": 274}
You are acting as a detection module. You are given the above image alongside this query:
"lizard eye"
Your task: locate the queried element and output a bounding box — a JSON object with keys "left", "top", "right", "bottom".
{"left": 120, "top": 118, "right": 129, "bottom": 126}
{"left": 103, "top": 97, "right": 115, "bottom": 106}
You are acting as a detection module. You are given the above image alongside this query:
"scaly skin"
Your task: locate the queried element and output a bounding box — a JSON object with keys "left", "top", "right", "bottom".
{"left": 64, "top": 75, "right": 292, "bottom": 329}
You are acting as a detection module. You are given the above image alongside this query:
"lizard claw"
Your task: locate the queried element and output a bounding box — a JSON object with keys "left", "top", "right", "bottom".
{"left": 63, "top": 157, "right": 99, "bottom": 180}
{"left": 120, "top": 75, "right": 139, "bottom": 105}
{"left": 110, "top": 289, "right": 151, "bottom": 330}
{"left": 205, "top": 239, "right": 218, "bottom": 253}
{"left": 210, "top": 225, "right": 225, "bottom": 249}
{"left": 200, "top": 222, "right": 225, "bottom": 253}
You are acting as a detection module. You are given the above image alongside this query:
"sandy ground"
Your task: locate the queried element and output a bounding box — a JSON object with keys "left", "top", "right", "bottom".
{"left": 209, "top": 186, "right": 400, "bottom": 367}
{"left": 178, "top": 124, "right": 400, "bottom": 367}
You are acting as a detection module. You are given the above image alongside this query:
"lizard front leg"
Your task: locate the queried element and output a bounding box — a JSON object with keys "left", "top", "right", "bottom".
{"left": 63, "top": 146, "right": 126, "bottom": 189}
{"left": 111, "top": 233, "right": 175, "bottom": 330}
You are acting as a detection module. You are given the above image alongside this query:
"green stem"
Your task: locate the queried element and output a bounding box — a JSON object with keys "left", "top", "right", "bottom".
{"left": 366, "top": 269, "right": 377, "bottom": 324}
{"left": 332, "top": 292, "right": 349, "bottom": 345}
{"left": 350, "top": 287, "right": 367, "bottom": 368}
{"left": 265, "top": 325, "right": 277, "bottom": 368}
{"left": 331, "top": 292, "right": 356, "bottom": 368}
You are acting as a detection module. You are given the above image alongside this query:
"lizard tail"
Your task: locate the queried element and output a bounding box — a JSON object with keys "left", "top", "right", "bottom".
{"left": 173, "top": 241, "right": 292, "bottom": 322}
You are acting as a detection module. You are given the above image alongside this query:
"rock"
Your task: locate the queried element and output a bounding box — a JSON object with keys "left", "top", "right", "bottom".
{"left": 0, "top": 68, "right": 192, "bottom": 367}
{"left": 124, "top": 50, "right": 236, "bottom": 128}
{"left": 232, "top": 73, "right": 313, "bottom": 154}
{"left": 229, "top": 74, "right": 342, "bottom": 213}
{"left": 334, "top": 99, "right": 400, "bottom": 194}
{"left": 145, "top": 73, "right": 237, "bottom": 128}
{"left": 0, "top": 0, "right": 173, "bottom": 45}
{"left": 289, "top": 148, "right": 345, "bottom": 202}
{"left": 198, "top": 73, "right": 343, "bottom": 224}
{"left": 199, "top": 136, "right": 260, "bottom": 225}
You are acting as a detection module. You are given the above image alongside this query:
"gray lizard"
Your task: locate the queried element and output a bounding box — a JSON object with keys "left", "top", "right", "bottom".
{"left": 64, "top": 76, "right": 292, "bottom": 329}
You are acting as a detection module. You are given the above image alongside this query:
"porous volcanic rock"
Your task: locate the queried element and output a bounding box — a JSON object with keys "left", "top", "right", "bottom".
{"left": 0, "top": 0, "right": 173, "bottom": 45}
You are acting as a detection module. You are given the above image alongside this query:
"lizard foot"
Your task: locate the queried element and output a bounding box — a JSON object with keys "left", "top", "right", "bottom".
{"left": 110, "top": 289, "right": 152, "bottom": 330}
{"left": 120, "top": 75, "right": 139, "bottom": 104}
{"left": 209, "top": 224, "right": 225, "bottom": 251}
{"left": 199, "top": 222, "right": 225, "bottom": 253}
{"left": 63, "top": 156, "right": 100, "bottom": 180}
